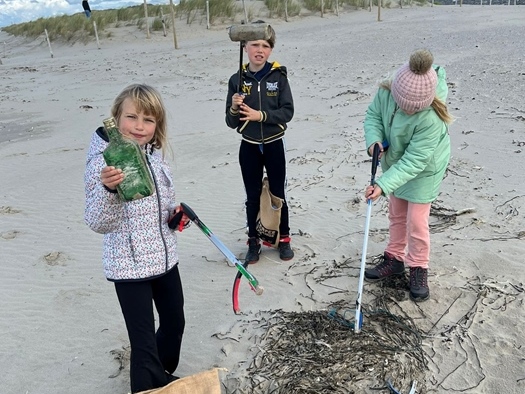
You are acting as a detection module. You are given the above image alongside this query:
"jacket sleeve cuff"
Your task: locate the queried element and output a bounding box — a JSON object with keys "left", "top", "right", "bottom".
{"left": 103, "top": 185, "right": 118, "bottom": 194}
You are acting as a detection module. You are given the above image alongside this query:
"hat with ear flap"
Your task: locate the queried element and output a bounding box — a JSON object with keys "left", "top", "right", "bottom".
{"left": 391, "top": 49, "right": 437, "bottom": 114}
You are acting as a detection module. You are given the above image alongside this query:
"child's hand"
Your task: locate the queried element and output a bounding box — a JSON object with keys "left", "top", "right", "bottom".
{"left": 168, "top": 206, "right": 191, "bottom": 231}
{"left": 368, "top": 142, "right": 386, "bottom": 158}
{"left": 239, "top": 103, "right": 262, "bottom": 122}
{"left": 365, "top": 185, "right": 383, "bottom": 202}
{"left": 231, "top": 93, "right": 245, "bottom": 111}
{"left": 101, "top": 166, "right": 124, "bottom": 190}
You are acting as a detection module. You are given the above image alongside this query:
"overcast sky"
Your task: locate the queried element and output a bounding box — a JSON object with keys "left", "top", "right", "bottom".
{"left": 0, "top": 0, "right": 169, "bottom": 28}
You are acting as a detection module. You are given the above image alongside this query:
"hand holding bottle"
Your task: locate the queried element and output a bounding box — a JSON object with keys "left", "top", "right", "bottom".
{"left": 100, "top": 166, "right": 124, "bottom": 191}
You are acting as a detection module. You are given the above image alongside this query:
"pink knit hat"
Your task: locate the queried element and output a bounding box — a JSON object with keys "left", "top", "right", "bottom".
{"left": 391, "top": 49, "right": 437, "bottom": 115}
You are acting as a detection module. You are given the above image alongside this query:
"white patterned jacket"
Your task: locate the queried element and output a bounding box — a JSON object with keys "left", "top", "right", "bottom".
{"left": 84, "top": 128, "right": 179, "bottom": 281}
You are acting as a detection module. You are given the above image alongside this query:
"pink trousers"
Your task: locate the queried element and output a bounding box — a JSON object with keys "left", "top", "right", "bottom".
{"left": 386, "top": 195, "right": 431, "bottom": 269}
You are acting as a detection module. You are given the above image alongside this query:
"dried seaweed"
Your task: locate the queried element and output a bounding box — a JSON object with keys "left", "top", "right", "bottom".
{"left": 234, "top": 270, "right": 426, "bottom": 394}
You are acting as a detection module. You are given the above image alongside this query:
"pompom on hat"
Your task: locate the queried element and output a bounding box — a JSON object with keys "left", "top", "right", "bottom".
{"left": 391, "top": 49, "right": 437, "bottom": 114}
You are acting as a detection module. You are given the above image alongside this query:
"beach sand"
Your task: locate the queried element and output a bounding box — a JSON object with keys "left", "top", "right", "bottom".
{"left": 1, "top": 3, "right": 525, "bottom": 393}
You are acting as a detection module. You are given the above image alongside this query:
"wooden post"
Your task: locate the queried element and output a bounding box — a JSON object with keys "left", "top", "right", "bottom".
{"left": 284, "top": 0, "right": 289, "bottom": 22}
{"left": 242, "top": 0, "right": 248, "bottom": 23}
{"left": 206, "top": 1, "right": 210, "bottom": 29}
{"left": 369, "top": 0, "right": 372, "bottom": 12}
{"left": 143, "top": 0, "right": 150, "bottom": 38}
{"left": 377, "top": 0, "right": 381, "bottom": 21}
{"left": 93, "top": 20, "right": 100, "bottom": 49}
{"left": 169, "top": 0, "right": 178, "bottom": 49}
{"left": 321, "top": 0, "right": 324, "bottom": 17}
{"left": 335, "top": 0, "right": 339, "bottom": 16}
{"left": 44, "top": 29, "right": 54, "bottom": 58}
{"left": 161, "top": 8, "right": 167, "bottom": 37}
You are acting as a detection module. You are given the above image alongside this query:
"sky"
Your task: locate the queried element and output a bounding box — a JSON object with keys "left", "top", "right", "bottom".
{"left": 0, "top": 0, "right": 170, "bottom": 28}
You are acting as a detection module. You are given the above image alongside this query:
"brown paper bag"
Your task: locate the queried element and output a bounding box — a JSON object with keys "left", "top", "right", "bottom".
{"left": 256, "top": 177, "right": 283, "bottom": 248}
{"left": 137, "top": 368, "right": 222, "bottom": 394}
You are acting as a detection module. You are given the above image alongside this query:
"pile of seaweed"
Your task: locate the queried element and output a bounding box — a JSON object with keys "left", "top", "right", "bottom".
{"left": 236, "top": 273, "right": 424, "bottom": 394}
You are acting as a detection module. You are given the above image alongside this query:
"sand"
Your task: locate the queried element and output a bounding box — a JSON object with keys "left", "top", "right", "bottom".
{"left": 1, "top": 3, "right": 525, "bottom": 393}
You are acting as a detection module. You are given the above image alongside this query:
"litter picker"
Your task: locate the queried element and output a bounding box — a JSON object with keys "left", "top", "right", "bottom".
{"left": 354, "top": 143, "right": 381, "bottom": 333}
{"left": 176, "top": 202, "right": 264, "bottom": 314}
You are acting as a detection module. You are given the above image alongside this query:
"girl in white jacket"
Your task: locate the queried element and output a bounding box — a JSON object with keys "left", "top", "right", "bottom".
{"left": 84, "top": 84, "right": 187, "bottom": 393}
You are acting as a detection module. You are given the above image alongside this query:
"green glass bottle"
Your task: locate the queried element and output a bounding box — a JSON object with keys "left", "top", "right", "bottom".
{"left": 102, "top": 117, "right": 154, "bottom": 201}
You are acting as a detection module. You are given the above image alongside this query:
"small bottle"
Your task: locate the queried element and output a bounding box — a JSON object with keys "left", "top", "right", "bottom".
{"left": 102, "top": 117, "right": 154, "bottom": 201}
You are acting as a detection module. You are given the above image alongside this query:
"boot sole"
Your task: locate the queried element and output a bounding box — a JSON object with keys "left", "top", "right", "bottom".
{"left": 364, "top": 272, "right": 405, "bottom": 283}
{"left": 410, "top": 292, "right": 430, "bottom": 302}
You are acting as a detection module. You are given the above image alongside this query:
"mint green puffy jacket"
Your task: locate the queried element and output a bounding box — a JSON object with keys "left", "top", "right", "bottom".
{"left": 364, "top": 66, "right": 451, "bottom": 203}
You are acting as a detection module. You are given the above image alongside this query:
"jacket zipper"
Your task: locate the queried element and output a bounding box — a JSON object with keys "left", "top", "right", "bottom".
{"left": 258, "top": 81, "right": 264, "bottom": 144}
{"left": 146, "top": 154, "right": 170, "bottom": 272}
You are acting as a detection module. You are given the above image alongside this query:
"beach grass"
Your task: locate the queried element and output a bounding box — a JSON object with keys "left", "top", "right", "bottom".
{"left": 0, "top": 0, "right": 429, "bottom": 43}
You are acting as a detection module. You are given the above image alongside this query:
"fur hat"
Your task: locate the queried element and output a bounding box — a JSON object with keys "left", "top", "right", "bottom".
{"left": 391, "top": 49, "right": 437, "bottom": 114}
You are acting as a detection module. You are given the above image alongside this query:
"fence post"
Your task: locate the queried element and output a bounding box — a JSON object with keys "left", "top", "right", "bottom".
{"left": 242, "top": 0, "right": 249, "bottom": 23}
{"left": 143, "top": 0, "right": 150, "bottom": 38}
{"left": 161, "top": 7, "right": 167, "bottom": 36}
{"left": 169, "top": 0, "right": 178, "bottom": 49}
{"left": 93, "top": 21, "right": 101, "bottom": 49}
{"left": 44, "top": 29, "right": 54, "bottom": 58}
{"left": 206, "top": 1, "right": 210, "bottom": 29}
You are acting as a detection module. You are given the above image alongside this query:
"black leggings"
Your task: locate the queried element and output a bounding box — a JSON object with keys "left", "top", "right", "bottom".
{"left": 239, "top": 139, "right": 290, "bottom": 238}
{"left": 114, "top": 266, "right": 185, "bottom": 393}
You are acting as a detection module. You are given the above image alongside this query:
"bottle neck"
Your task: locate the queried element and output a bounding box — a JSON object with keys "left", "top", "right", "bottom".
{"left": 103, "top": 117, "right": 124, "bottom": 143}
{"left": 106, "top": 126, "right": 124, "bottom": 142}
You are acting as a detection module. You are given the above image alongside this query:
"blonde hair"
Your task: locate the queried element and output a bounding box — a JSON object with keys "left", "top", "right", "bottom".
{"left": 379, "top": 79, "right": 454, "bottom": 125}
{"left": 111, "top": 84, "right": 168, "bottom": 153}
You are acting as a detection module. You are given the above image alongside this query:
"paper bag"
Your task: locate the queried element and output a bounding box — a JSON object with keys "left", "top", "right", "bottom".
{"left": 137, "top": 368, "right": 222, "bottom": 394}
{"left": 256, "top": 177, "right": 283, "bottom": 248}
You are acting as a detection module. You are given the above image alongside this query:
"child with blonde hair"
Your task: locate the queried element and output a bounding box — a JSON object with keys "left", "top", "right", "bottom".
{"left": 363, "top": 49, "right": 453, "bottom": 302}
{"left": 85, "top": 84, "right": 187, "bottom": 393}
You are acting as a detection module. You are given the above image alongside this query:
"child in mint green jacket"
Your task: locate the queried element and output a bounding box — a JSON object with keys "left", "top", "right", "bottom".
{"left": 363, "top": 49, "right": 454, "bottom": 302}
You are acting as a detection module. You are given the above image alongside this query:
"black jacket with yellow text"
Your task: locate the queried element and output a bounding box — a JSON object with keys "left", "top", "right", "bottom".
{"left": 225, "top": 61, "right": 294, "bottom": 143}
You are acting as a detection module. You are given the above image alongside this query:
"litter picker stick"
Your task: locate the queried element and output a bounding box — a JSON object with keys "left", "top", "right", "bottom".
{"left": 355, "top": 143, "right": 381, "bottom": 334}
{"left": 179, "top": 202, "right": 264, "bottom": 296}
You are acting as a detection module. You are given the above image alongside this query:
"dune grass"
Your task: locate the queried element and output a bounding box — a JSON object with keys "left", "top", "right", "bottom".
{"left": 1, "top": 4, "right": 174, "bottom": 42}
{"left": 1, "top": 0, "right": 428, "bottom": 43}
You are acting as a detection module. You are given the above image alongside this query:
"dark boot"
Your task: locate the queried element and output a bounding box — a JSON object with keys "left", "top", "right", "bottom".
{"left": 278, "top": 236, "right": 294, "bottom": 261}
{"left": 364, "top": 252, "right": 405, "bottom": 282}
{"left": 409, "top": 267, "right": 429, "bottom": 302}
{"left": 245, "top": 237, "right": 261, "bottom": 264}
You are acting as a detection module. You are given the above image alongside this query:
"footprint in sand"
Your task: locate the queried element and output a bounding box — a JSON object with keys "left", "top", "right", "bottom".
{"left": 43, "top": 251, "right": 69, "bottom": 266}
{"left": 0, "top": 206, "right": 22, "bottom": 215}
{"left": 1, "top": 230, "right": 20, "bottom": 240}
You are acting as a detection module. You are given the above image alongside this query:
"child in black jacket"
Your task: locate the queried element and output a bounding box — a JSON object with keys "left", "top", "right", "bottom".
{"left": 225, "top": 25, "right": 295, "bottom": 264}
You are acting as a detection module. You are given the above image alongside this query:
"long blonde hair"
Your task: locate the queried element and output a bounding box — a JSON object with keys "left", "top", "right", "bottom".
{"left": 111, "top": 84, "right": 169, "bottom": 154}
